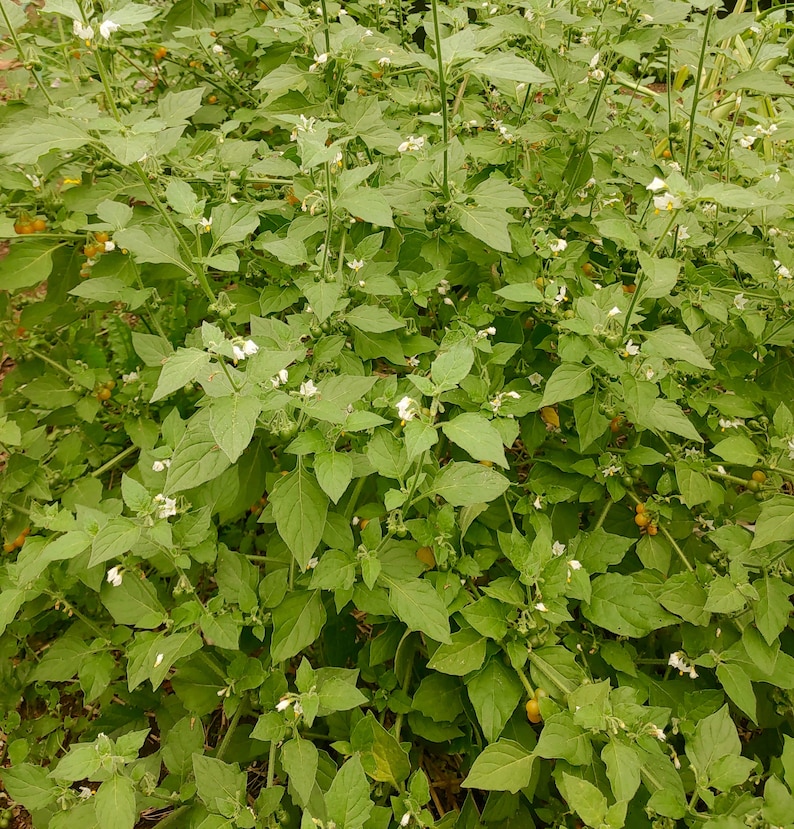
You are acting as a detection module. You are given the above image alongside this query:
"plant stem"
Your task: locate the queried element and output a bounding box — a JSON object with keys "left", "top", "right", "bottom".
{"left": 216, "top": 696, "right": 247, "bottom": 761}
{"left": 430, "top": 0, "right": 450, "bottom": 199}
{"left": 515, "top": 664, "right": 535, "bottom": 697}
{"left": 90, "top": 444, "right": 138, "bottom": 478}
{"left": 593, "top": 498, "right": 612, "bottom": 530}
{"left": 0, "top": 2, "right": 55, "bottom": 107}
{"left": 684, "top": 6, "right": 714, "bottom": 179}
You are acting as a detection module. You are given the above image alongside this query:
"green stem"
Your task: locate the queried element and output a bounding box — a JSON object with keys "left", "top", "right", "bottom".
{"left": 321, "top": 160, "right": 334, "bottom": 278}
{"left": 684, "top": 6, "right": 714, "bottom": 180}
{"left": 319, "top": 0, "right": 331, "bottom": 54}
{"left": 0, "top": 2, "right": 55, "bottom": 107}
{"left": 29, "top": 348, "right": 71, "bottom": 377}
{"left": 93, "top": 47, "right": 122, "bottom": 121}
{"left": 90, "top": 444, "right": 138, "bottom": 478}
{"left": 429, "top": 0, "right": 450, "bottom": 199}
{"left": 216, "top": 696, "right": 247, "bottom": 761}
{"left": 515, "top": 664, "right": 535, "bottom": 698}
{"left": 593, "top": 498, "right": 612, "bottom": 530}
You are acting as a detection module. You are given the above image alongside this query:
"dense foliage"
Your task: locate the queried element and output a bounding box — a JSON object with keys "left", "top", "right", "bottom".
{"left": 1, "top": 0, "right": 794, "bottom": 827}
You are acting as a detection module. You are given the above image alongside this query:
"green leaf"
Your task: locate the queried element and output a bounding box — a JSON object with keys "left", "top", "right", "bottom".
{"left": 0, "top": 117, "right": 89, "bottom": 163}
{"left": 462, "top": 740, "right": 535, "bottom": 793}
{"left": 89, "top": 518, "right": 142, "bottom": 567}
{"left": 753, "top": 575, "right": 793, "bottom": 644}
{"left": 432, "top": 461, "right": 510, "bottom": 506}
{"left": 675, "top": 463, "right": 712, "bottom": 508}
{"left": 270, "top": 590, "right": 326, "bottom": 662}
{"left": 466, "top": 658, "right": 523, "bottom": 743}
{"left": 470, "top": 52, "right": 551, "bottom": 84}
{"left": 561, "top": 773, "right": 607, "bottom": 828}
{"left": 534, "top": 712, "right": 591, "bottom": 765}
{"left": 540, "top": 364, "right": 593, "bottom": 407}
{"left": 346, "top": 305, "right": 404, "bottom": 333}
{"left": 101, "top": 576, "right": 167, "bottom": 629}
{"left": 642, "top": 327, "right": 713, "bottom": 370}
{"left": 151, "top": 348, "right": 211, "bottom": 402}
{"left": 192, "top": 754, "right": 247, "bottom": 815}
{"left": 637, "top": 254, "right": 680, "bottom": 300}
{"left": 325, "top": 755, "right": 374, "bottom": 829}
{"left": 638, "top": 399, "right": 703, "bottom": 442}
{"left": 0, "top": 241, "right": 57, "bottom": 292}
{"left": 495, "top": 283, "right": 543, "bottom": 303}
{"left": 455, "top": 204, "right": 514, "bottom": 252}
{"left": 716, "top": 662, "right": 757, "bottom": 723}
{"left": 208, "top": 394, "right": 262, "bottom": 464}
{"left": 350, "top": 713, "right": 411, "bottom": 787}
{"left": 210, "top": 203, "right": 260, "bottom": 247}
{"left": 442, "top": 413, "right": 508, "bottom": 468}
{"left": 95, "top": 775, "right": 137, "bottom": 829}
{"left": 270, "top": 468, "right": 329, "bottom": 569}
{"left": 750, "top": 498, "right": 794, "bottom": 548}
{"left": 166, "top": 419, "right": 232, "bottom": 493}
{"left": 583, "top": 574, "right": 676, "bottom": 637}
{"left": 601, "top": 742, "right": 640, "bottom": 802}
{"left": 711, "top": 436, "right": 759, "bottom": 467}
{"left": 658, "top": 572, "right": 709, "bottom": 626}
{"left": 427, "top": 628, "right": 487, "bottom": 675}
{"left": 114, "top": 226, "right": 190, "bottom": 273}
{"left": 687, "top": 706, "right": 740, "bottom": 781}
{"left": 2, "top": 764, "right": 58, "bottom": 812}
{"left": 381, "top": 575, "right": 451, "bottom": 644}
{"left": 403, "top": 419, "right": 439, "bottom": 461}
{"left": 337, "top": 190, "right": 394, "bottom": 227}
{"left": 314, "top": 451, "right": 353, "bottom": 504}
{"left": 431, "top": 343, "right": 475, "bottom": 390}
{"left": 574, "top": 395, "right": 609, "bottom": 452}
{"left": 281, "top": 737, "right": 318, "bottom": 807}
{"left": 158, "top": 87, "right": 205, "bottom": 127}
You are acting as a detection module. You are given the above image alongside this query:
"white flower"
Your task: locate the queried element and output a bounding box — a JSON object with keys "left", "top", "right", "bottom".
{"left": 104, "top": 240, "right": 116, "bottom": 252}
{"left": 668, "top": 651, "right": 698, "bottom": 679}
{"left": 639, "top": 13, "right": 654, "bottom": 22}
{"left": 567, "top": 559, "right": 582, "bottom": 570}
{"left": 154, "top": 494, "right": 177, "bottom": 519}
{"left": 787, "top": 437, "right": 794, "bottom": 460}
{"left": 352, "top": 516, "right": 360, "bottom": 526}
{"left": 242, "top": 339, "right": 258, "bottom": 356}
{"left": 378, "top": 56, "right": 391, "bottom": 67}
{"left": 528, "top": 372, "right": 543, "bottom": 386}
{"left": 485, "top": 326, "right": 496, "bottom": 336}
{"left": 437, "top": 279, "right": 450, "bottom": 295}
{"left": 774, "top": 261, "right": 791, "bottom": 280}
{"left": 106, "top": 566, "right": 123, "bottom": 587}
{"left": 673, "top": 755, "right": 681, "bottom": 770}
{"left": 549, "top": 238, "right": 567, "bottom": 255}
{"left": 397, "top": 396, "right": 417, "bottom": 422}
{"left": 650, "top": 725, "right": 666, "bottom": 741}
{"left": 533, "top": 495, "right": 543, "bottom": 510}
{"left": 443, "top": 297, "right": 454, "bottom": 306}
{"left": 653, "top": 192, "right": 682, "bottom": 212}
{"left": 306, "top": 557, "right": 319, "bottom": 569}
{"left": 552, "top": 541, "right": 566, "bottom": 557}
{"left": 407, "top": 355, "right": 420, "bottom": 367}
{"left": 400, "top": 813, "right": 411, "bottom": 827}
{"left": 622, "top": 340, "right": 640, "bottom": 357}
{"left": 733, "top": 293, "right": 748, "bottom": 310}
{"left": 646, "top": 177, "right": 668, "bottom": 192}
{"left": 212, "top": 43, "right": 224, "bottom": 54}
{"left": 348, "top": 258, "right": 365, "bottom": 272}
{"left": 739, "top": 135, "right": 756, "bottom": 149}
{"left": 589, "top": 51, "right": 601, "bottom": 69}
{"left": 553, "top": 285, "right": 567, "bottom": 305}
{"left": 718, "top": 418, "right": 744, "bottom": 430}
{"left": 50, "top": 77, "right": 62, "bottom": 88}
{"left": 199, "top": 216, "right": 213, "bottom": 232}
{"left": 154, "top": 653, "right": 164, "bottom": 668}
{"left": 608, "top": 307, "right": 621, "bottom": 317}
{"left": 534, "top": 602, "right": 548, "bottom": 613}
{"left": 122, "top": 371, "right": 139, "bottom": 384}
{"left": 675, "top": 225, "right": 690, "bottom": 241}
{"left": 152, "top": 460, "right": 171, "bottom": 472}
{"left": 276, "top": 698, "right": 292, "bottom": 712}
{"left": 601, "top": 464, "right": 621, "bottom": 477}
{"left": 300, "top": 380, "right": 318, "bottom": 397}
{"left": 397, "top": 135, "right": 426, "bottom": 153}
{"left": 644, "top": 365, "right": 655, "bottom": 380}
{"left": 271, "top": 369, "right": 289, "bottom": 388}
{"left": 73, "top": 20, "right": 94, "bottom": 40}
{"left": 314, "top": 52, "right": 328, "bottom": 64}
{"left": 99, "top": 19, "right": 120, "bottom": 39}
{"left": 78, "top": 786, "right": 94, "bottom": 799}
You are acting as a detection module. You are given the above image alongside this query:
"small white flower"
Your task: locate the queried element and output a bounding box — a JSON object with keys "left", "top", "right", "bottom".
{"left": 675, "top": 225, "right": 690, "bottom": 242}
{"left": 306, "top": 557, "right": 319, "bottom": 569}
{"left": 608, "top": 306, "right": 621, "bottom": 317}
{"left": 242, "top": 339, "right": 259, "bottom": 357}
{"left": 653, "top": 192, "right": 682, "bottom": 212}
{"left": 232, "top": 345, "right": 246, "bottom": 361}
{"left": 378, "top": 56, "right": 391, "bottom": 67}
{"left": 528, "top": 372, "right": 543, "bottom": 386}
{"left": 348, "top": 258, "right": 365, "bottom": 272}
{"left": 154, "top": 653, "right": 164, "bottom": 668}
{"left": 639, "top": 13, "right": 654, "bottom": 22}
{"left": 668, "top": 651, "right": 698, "bottom": 678}
{"left": 739, "top": 135, "right": 756, "bottom": 149}
{"left": 400, "top": 813, "right": 411, "bottom": 827}
{"left": 787, "top": 437, "right": 794, "bottom": 460}
{"left": 78, "top": 786, "right": 94, "bottom": 799}
{"left": 443, "top": 297, "right": 454, "bottom": 306}
{"left": 300, "top": 380, "right": 318, "bottom": 397}
{"left": 99, "top": 19, "right": 120, "bottom": 39}
{"left": 649, "top": 725, "right": 666, "bottom": 741}
{"left": 733, "top": 294, "right": 748, "bottom": 310}
{"left": 271, "top": 369, "right": 289, "bottom": 388}
{"left": 199, "top": 216, "right": 213, "bottom": 232}
{"left": 533, "top": 494, "right": 543, "bottom": 510}
{"left": 552, "top": 541, "right": 566, "bottom": 557}
{"left": 104, "top": 240, "right": 116, "bottom": 252}
{"left": 718, "top": 418, "right": 744, "bottom": 430}
{"left": 397, "top": 395, "right": 417, "bottom": 422}
{"left": 106, "top": 566, "right": 123, "bottom": 587}
{"left": 154, "top": 494, "right": 177, "bottom": 519}
{"left": 534, "top": 602, "right": 548, "bottom": 613}
{"left": 485, "top": 326, "right": 497, "bottom": 336}
{"left": 314, "top": 52, "right": 328, "bottom": 64}
{"left": 666, "top": 160, "right": 682, "bottom": 172}
{"left": 567, "top": 559, "right": 582, "bottom": 570}
{"left": 407, "top": 355, "right": 420, "bottom": 367}
{"left": 152, "top": 460, "right": 171, "bottom": 472}
{"left": 644, "top": 365, "right": 655, "bottom": 380}
{"left": 276, "top": 698, "right": 292, "bottom": 712}
{"left": 25, "top": 173, "right": 41, "bottom": 189}
{"left": 622, "top": 340, "right": 640, "bottom": 357}
{"left": 646, "top": 177, "right": 668, "bottom": 192}
{"left": 437, "top": 279, "right": 450, "bottom": 296}
{"left": 673, "top": 755, "right": 681, "bottom": 770}
{"left": 601, "top": 464, "right": 622, "bottom": 477}
{"left": 716, "top": 465, "right": 727, "bottom": 475}
{"left": 774, "top": 261, "right": 791, "bottom": 280}
{"left": 553, "top": 285, "right": 567, "bottom": 305}
{"left": 212, "top": 43, "right": 224, "bottom": 54}
{"left": 549, "top": 238, "right": 567, "bottom": 255}
{"left": 122, "top": 371, "right": 139, "bottom": 384}
{"left": 73, "top": 20, "right": 94, "bottom": 40}
{"left": 352, "top": 516, "right": 360, "bottom": 526}
{"left": 397, "top": 135, "right": 426, "bottom": 153}
{"left": 505, "top": 391, "right": 521, "bottom": 400}
{"left": 50, "top": 77, "right": 62, "bottom": 88}
{"left": 589, "top": 51, "right": 600, "bottom": 69}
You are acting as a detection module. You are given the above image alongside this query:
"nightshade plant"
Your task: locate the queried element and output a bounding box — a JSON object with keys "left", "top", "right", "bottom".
{"left": 1, "top": 0, "right": 794, "bottom": 827}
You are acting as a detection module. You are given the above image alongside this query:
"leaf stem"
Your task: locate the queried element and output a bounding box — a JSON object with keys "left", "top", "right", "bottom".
{"left": 429, "top": 0, "right": 450, "bottom": 199}
{"left": 90, "top": 444, "right": 139, "bottom": 478}
{"left": 593, "top": 498, "right": 612, "bottom": 531}
{"left": 216, "top": 696, "right": 247, "bottom": 761}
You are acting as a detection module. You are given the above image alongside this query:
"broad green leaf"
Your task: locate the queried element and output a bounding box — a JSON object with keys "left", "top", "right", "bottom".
{"left": 753, "top": 575, "right": 793, "bottom": 644}
{"left": 101, "top": 577, "right": 167, "bottom": 629}
{"left": 466, "top": 658, "right": 523, "bottom": 743}
{"left": 687, "top": 706, "right": 740, "bottom": 780}
{"left": 470, "top": 52, "right": 551, "bottom": 84}
{"left": 350, "top": 714, "right": 411, "bottom": 787}
{"left": 325, "top": 755, "right": 374, "bottom": 829}
{"left": 561, "top": 773, "right": 607, "bottom": 828}
{"left": 270, "top": 468, "right": 329, "bottom": 569}
{"left": 716, "top": 662, "right": 757, "bottom": 723}
{"left": 158, "top": 87, "right": 205, "bottom": 127}
{"left": 583, "top": 574, "right": 676, "bottom": 637}
{"left": 711, "top": 436, "right": 759, "bottom": 467}
{"left": 637, "top": 254, "right": 680, "bottom": 300}
{"left": 1, "top": 764, "right": 58, "bottom": 812}
{"left": 431, "top": 344, "right": 475, "bottom": 390}
{"left": 95, "top": 775, "right": 137, "bottom": 829}
{"left": 210, "top": 203, "right": 260, "bottom": 247}
{"left": 462, "top": 740, "right": 534, "bottom": 793}
{"left": 675, "top": 463, "right": 712, "bottom": 508}
{"left": 639, "top": 399, "right": 703, "bottom": 442}
{"left": 280, "top": 738, "right": 318, "bottom": 807}
{"left": 642, "top": 327, "right": 713, "bottom": 369}
{"left": 442, "top": 413, "right": 508, "bottom": 468}
{"left": 455, "top": 204, "right": 514, "bottom": 252}
{"left": 534, "top": 712, "right": 592, "bottom": 765}
{"left": 381, "top": 575, "right": 452, "bottom": 643}
{"left": 0, "top": 241, "right": 58, "bottom": 292}
{"left": 208, "top": 394, "right": 262, "bottom": 463}
{"left": 167, "top": 419, "right": 232, "bottom": 493}
{"left": 427, "top": 629, "right": 487, "bottom": 675}
{"left": 337, "top": 190, "right": 394, "bottom": 227}
{"left": 0, "top": 117, "right": 89, "bottom": 163}
{"left": 314, "top": 451, "right": 353, "bottom": 504}
{"left": 432, "top": 461, "right": 510, "bottom": 506}
{"left": 192, "top": 754, "right": 247, "bottom": 815}
{"left": 151, "top": 348, "right": 211, "bottom": 402}
{"left": 601, "top": 742, "right": 640, "bottom": 802}
{"left": 114, "top": 226, "right": 190, "bottom": 273}
{"left": 270, "top": 590, "right": 326, "bottom": 662}
{"left": 750, "top": 498, "right": 794, "bottom": 548}
{"left": 346, "top": 305, "right": 404, "bottom": 333}
{"left": 540, "top": 363, "right": 593, "bottom": 407}
{"left": 89, "top": 518, "right": 142, "bottom": 567}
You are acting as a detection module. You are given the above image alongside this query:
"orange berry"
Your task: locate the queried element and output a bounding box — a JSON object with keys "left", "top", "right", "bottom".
{"left": 751, "top": 470, "right": 766, "bottom": 483}
{"left": 525, "top": 698, "right": 542, "bottom": 723}
{"left": 32, "top": 218, "right": 47, "bottom": 232}
{"left": 15, "top": 221, "right": 33, "bottom": 235}
{"left": 97, "top": 387, "right": 112, "bottom": 401}
{"left": 647, "top": 524, "right": 658, "bottom": 536}
{"left": 359, "top": 518, "right": 370, "bottom": 531}
{"left": 154, "top": 47, "right": 167, "bottom": 61}
{"left": 634, "top": 513, "right": 650, "bottom": 527}
{"left": 635, "top": 503, "right": 645, "bottom": 513}
{"left": 95, "top": 231, "right": 109, "bottom": 244}
{"left": 105, "top": 380, "right": 116, "bottom": 390}
{"left": 582, "top": 262, "right": 595, "bottom": 276}
{"left": 662, "top": 149, "right": 672, "bottom": 159}
{"left": 3, "top": 543, "right": 15, "bottom": 554}
{"left": 208, "top": 94, "right": 218, "bottom": 104}
{"left": 609, "top": 416, "right": 624, "bottom": 433}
